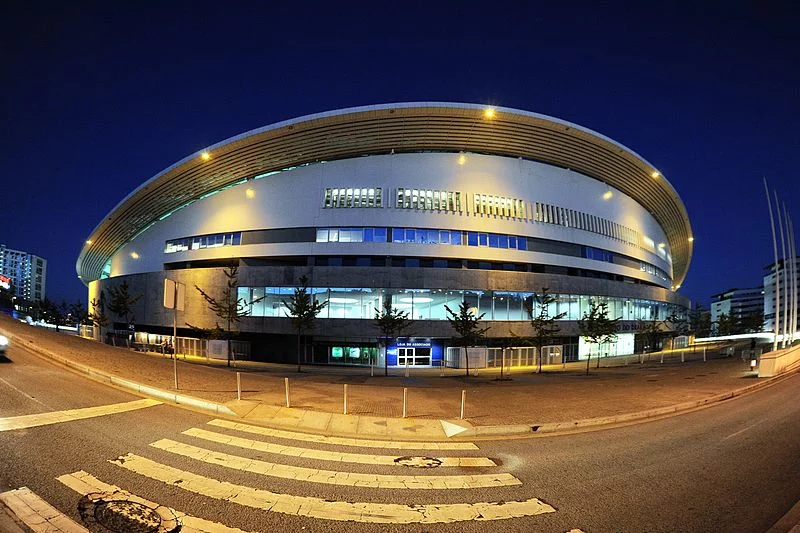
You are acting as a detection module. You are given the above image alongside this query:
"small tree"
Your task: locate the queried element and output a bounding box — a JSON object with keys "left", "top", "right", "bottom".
{"left": 688, "top": 303, "right": 712, "bottom": 339}
{"left": 70, "top": 301, "right": 90, "bottom": 329}
{"left": 107, "top": 280, "right": 142, "bottom": 326}
{"left": 374, "top": 295, "right": 413, "bottom": 376}
{"left": 525, "top": 288, "right": 566, "bottom": 373}
{"left": 89, "top": 292, "right": 109, "bottom": 342}
{"left": 739, "top": 310, "right": 764, "bottom": 334}
{"left": 578, "top": 300, "right": 620, "bottom": 374}
{"left": 195, "top": 266, "right": 254, "bottom": 367}
{"left": 283, "top": 275, "right": 327, "bottom": 372}
{"left": 445, "top": 301, "right": 490, "bottom": 377}
{"left": 637, "top": 318, "right": 663, "bottom": 355}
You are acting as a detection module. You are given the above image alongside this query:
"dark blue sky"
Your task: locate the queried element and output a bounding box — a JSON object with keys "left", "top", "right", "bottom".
{"left": 2, "top": 2, "right": 798, "bottom": 306}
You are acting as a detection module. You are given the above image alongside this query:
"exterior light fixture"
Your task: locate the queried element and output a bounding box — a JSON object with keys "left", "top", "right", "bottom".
{"left": 651, "top": 171, "right": 660, "bottom": 178}
{"left": 458, "top": 154, "right": 466, "bottom": 165}
{"left": 658, "top": 243, "right": 665, "bottom": 249}
{"left": 201, "top": 152, "right": 211, "bottom": 161}
{"left": 483, "top": 108, "right": 496, "bottom": 119}
{"left": 603, "top": 191, "right": 613, "bottom": 200}
{"left": 130, "top": 251, "right": 140, "bottom": 259}
{"left": 85, "top": 240, "right": 93, "bottom": 245}
{"left": 246, "top": 188, "right": 256, "bottom": 199}
{"left": 688, "top": 236, "right": 694, "bottom": 242}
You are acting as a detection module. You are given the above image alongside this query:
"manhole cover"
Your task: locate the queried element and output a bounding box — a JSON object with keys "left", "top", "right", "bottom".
{"left": 78, "top": 492, "right": 180, "bottom": 532}
{"left": 394, "top": 456, "right": 443, "bottom": 468}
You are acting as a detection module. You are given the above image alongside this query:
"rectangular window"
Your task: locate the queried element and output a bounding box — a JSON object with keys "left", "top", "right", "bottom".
{"left": 451, "top": 231, "right": 462, "bottom": 245}
{"left": 467, "top": 232, "right": 479, "bottom": 246}
{"left": 498, "top": 235, "right": 508, "bottom": 248}
{"left": 479, "top": 233, "right": 489, "bottom": 246}
{"left": 373, "top": 227, "right": 387, "bottom": 242}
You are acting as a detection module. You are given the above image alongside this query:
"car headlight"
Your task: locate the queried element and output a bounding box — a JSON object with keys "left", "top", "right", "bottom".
{"left": 0, "top": 335, "right": 8, "bottom": 347}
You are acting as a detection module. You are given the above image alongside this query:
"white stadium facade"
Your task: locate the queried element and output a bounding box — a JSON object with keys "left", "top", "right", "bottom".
{"left": 77, "top": 103, "right": 693, "bottom": 367}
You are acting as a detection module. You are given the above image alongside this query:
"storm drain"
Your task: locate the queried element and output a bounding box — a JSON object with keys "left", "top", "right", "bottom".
{"left": 393, "top": 456, "right": 443, "bottom": 468}
{"left": 78, "top": 491, "right": 180, "bottom": 532}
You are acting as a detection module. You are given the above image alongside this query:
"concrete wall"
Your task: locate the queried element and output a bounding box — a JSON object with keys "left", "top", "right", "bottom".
{"left": 758, "top": 344, "right": 800, "bottom": 377}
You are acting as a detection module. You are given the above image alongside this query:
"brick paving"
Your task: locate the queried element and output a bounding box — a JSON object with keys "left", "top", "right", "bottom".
{"left": 0, "top": 314, "right": 763, "bottom": 426}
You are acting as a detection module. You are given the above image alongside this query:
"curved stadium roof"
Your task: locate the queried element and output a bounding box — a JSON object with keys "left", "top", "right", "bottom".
{"left": 77, "top": 102, "right": 693, "bottom": 287}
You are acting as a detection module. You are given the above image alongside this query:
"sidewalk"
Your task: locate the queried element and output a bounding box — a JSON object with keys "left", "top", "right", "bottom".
{"left": 1, "top": 314, "right": 791, "bottom": 440}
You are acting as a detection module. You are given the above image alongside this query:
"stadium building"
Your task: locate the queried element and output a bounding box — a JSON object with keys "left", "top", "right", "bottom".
{"left": 77, "top": 103, "right": 693, "bottom": 367}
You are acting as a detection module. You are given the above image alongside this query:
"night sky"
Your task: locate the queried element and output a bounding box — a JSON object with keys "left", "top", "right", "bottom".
{"left": 2, "top": 2, "right": 798, "bottom": 307}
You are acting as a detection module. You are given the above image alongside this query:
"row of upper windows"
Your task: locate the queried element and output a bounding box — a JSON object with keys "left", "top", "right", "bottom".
{"left": 323, "top": 188, "right": 383, "bottom": 208}
{"left": 165, "top": 232, "right": 242, "bottom": 253}
{"left": 396, "top": 188, "right": 462, "bottom": 211}
{"left": 316, "top": 226, "right": 529, "bottom": 251}
{"left": 162, "top": 226, "right": 670, "bottom": 282}
{"left": 320, "top": 187, "right": 645, "bottom": 251}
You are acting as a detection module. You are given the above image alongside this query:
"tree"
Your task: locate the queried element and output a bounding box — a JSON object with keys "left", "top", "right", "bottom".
{"left": 106, "top": 280, "right": 141, "bottom": 326}
{"left": 69, "top": 301, "right": 90, "bottom": 328}
{"left": 283, "top": 275, "right": 327, "bottom": 372}
{"left": 374, "top": 295, "right": 413, "bottom": 376}
{"left": 715, "top": 312, "right": 736, "bottom": 337}
{"left": 194, "top": 266, "right": 255, "bottom": 367}
{"left": 578, "top": 300, "right": 620, "bottom": 374}
{"left": 445, "top": 300, "right": 490, "bottom": 377}
{"left": 89, "top": 292, "right": 109, "bottom": 342}
{"left": 0, "top": 284, "right": 15, "bottom": 310}
{"left": 688, "top": 303, "right": 712, "bottom": 339}
{"left": 637, "top": 318, "right": 663, "bottom": 355}
{"left": 739, "top": 310, "right": 764, "bottom": 334}
{"left": 525, "top": 288, "right": 566, "bottom": 373}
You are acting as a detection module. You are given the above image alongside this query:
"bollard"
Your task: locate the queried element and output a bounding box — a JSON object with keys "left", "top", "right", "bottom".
{"left": 173, "top": 353, "right": 179, "bottom": 391}
{"left": 681, "top": 350, "right": 685, "bottom": 363}
{"left": 460, "top": 389, "right": 466, "bottom": 420}
{"left": 284, "top": 377, "right": 290, "bottom": 408}
{"left": 403, "top": 387, "right": 408, "bottom": 418}
{"left": 660, "top": 352, "right": 664, "bottom": 364}
{"left": 440, "top": 361, "right": 445, "bottom": 377}
{"left": 703, "top": 347, "right": 707, "bottom": 362}
{"left": 236, "top": 372, "right": 241, "bottom": 401}
{"left": 343, "top": 384, "right": 348, "bottom": 415}
{"left": 405, "top": 359, "right": 410, "bottom": 378}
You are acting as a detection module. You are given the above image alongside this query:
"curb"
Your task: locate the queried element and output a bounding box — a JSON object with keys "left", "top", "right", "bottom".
{"left": 6, "top": 332, "right": 236, "bottom": 418}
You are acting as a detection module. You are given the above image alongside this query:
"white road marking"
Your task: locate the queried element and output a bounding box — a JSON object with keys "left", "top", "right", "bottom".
{"left": 184, "top": 427, "right": 495, "bottom": 467}
{"left": 110, "top": 454, "right": 557, "bottom": 523}
{"left": 149, "top": 440, "right": 520, "bottom": 489}
{"left": 441, "top": 420, "right": 472, "bottom": 437}
{"left": 57, "top": 471, "right": 255, "bottom": 533}
{"left": 0, "top": 377, "right": 48, "bottom": 406}
{"left": 722, "top": 421, "right": 762, "bottom": 441}
{"left": 207, "top": 418, "right": 479, "bottom": 450}
{"left": 0, "top": 399, "right": 162, "bottom": 431}
{"left": 0, "top": 486, "right": 89, "bottom": 532}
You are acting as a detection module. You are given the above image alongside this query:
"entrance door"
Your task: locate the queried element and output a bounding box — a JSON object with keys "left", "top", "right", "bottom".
{"left": 397, "top": 347, "right": 432, "bottom": 366}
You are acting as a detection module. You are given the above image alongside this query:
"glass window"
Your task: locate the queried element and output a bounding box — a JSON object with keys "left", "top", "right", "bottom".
{"left": 517, "top": 238, "right": 527, "bottom": 251}
{"left": 451, "top": 231, "right": 462, "bottom": 245}
{"left": 363, "top": 228, "right": 374, "bottom": 242}
{"left": 316, "top": 229, "right": 329, "bottom": 242}
{"left": 508, "top": 236, "right": 516, "bottom": 249}
{"left": 479, "top": 233, "right": 489, "bottom": 246}
{"left": 467, "top": 232, "right": 478, "bottom": 246}
{"left": 498, "top": 235, "right": 508, "bottom": 248}
{"left": 374, "top": 227, "right": 387, "bottom": 242}
{"left": 488, "top": 234, "right": 499, "bottom": 248}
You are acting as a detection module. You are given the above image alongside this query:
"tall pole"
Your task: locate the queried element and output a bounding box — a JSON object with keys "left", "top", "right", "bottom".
{"left": 776, "top": 191, "right": 788, "bottom": 348}
{"left": 765, "top": 178, "right": 780, "bottom": 352}
{"left": 788, "top": 214, "right": 798, "bottom": 342}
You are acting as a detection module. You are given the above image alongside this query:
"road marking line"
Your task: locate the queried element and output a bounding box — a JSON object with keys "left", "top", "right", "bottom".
{"left": 0, "top": 377, "right": 48, "bottom": 406}
{"left": 110, "top": 454, "right": 555, "bottom": 523}
{"left": 184, "top": 427, "right": 495, "bottom": 467}
{"left": 0, "top": 399, "right": 162, "bottom": 432}
{"left": 57, "top": 471, "right": 254, "bottom": 533}
{"left": 722, "top": 421, "right": 762, "bottom": 441}
{"left": 208, "top": 418, "right": 479, "bottom": 450}
{"left": 0, "top": 486, "right": 89, "bottom": 532}
{"left": 150, "top": 440, "right": 519, "bottom": 489}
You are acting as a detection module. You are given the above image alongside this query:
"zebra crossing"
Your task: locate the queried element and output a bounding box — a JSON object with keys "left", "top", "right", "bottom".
{"left": 4, "top": 417, "right": 558, "bottom": 529}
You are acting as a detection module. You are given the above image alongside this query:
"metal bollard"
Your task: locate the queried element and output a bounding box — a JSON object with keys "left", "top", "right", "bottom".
{"left": 403, "top": 387, "right": 408, "bottom": 418}
{"left": 237, "top": 372, "right": 241, "bottom": 401}
{"left": 703, "top": 347, "right": 707, "bottom": 362}
{"left": 343, "top": 384, "right": 348, "bottom": 415}
{"left": 681, "top": 350, "right": 685, "bottom": 363}
{"left": 284, "top": 377, "right": 290, "bottom": 408}
{"left": 460, "top": 389, "right": 466, "bottom": 420}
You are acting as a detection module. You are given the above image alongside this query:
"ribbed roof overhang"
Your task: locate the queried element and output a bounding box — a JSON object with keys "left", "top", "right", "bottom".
{"left": 76, "top": 103, "right": 693, "bottom": 287}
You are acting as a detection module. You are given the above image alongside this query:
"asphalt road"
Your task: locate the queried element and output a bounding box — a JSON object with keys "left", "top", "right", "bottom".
{"left": 1, "top": 341, "right": 798, "bottom": 532}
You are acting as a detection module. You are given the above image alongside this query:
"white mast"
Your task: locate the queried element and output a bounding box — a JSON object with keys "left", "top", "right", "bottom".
{"left": 764, "top": 178, "right": 780, "bottom": 352}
